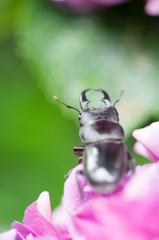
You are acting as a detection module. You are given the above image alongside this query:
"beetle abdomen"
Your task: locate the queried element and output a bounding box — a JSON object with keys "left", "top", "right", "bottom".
{"left": 83, "top": 141, "right": 127, "bottom": 193}
{"left": 79, "top": 120, "right": 125, "bottom": 144}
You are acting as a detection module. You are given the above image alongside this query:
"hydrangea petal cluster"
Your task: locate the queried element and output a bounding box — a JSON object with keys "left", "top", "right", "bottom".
{"left": 0, "top": 191, "right": 71, "bottom": 240}
{"left": 52, "top": 0, "right": 159, "bottom": 15}
{"left": 145, "top": 0, "right": 159, "bottom": 16}
{"left": 1, "top": 121, "right": 159, "bottom": 239}
{"left": 133, "top": 121, "right": 159, "bottom": 162}
{"left": 62, "top": 162, "right": 159, "bottom": 240}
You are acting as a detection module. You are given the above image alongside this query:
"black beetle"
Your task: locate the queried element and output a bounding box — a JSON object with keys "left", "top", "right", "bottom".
{"left": 54, "top": 88, "right": 136, "bottom": 193}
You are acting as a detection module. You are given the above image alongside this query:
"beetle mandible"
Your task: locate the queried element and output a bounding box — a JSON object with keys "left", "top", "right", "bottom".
{"left": 54, "top": 88, "right": 136, "bottom": 193}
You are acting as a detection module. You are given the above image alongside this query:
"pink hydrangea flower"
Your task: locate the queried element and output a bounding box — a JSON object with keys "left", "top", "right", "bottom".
{"left": 62, "top": 162, "right": 159, "bottom": 240}
{"left": 0, "top": 191, "right": 71, "bottom": 240}
{"left": 145, "top": 0, "right": 159, "bottom": 16}
{"left": 52, "top": 0, "right": 159, "bottom": 15}
{"left": 1, "top": 121, "right": 159, "bottom": 240}
{"left": 62, "top": 121, "right": 159, "bottom": 239}
{"left": 133, "top": 121, "right": 159, "bottom": 162}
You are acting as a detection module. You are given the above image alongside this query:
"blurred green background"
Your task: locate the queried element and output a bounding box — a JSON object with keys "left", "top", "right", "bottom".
{"left": 0, "top": 0, "right": 158, "bottom": 230}
{"left": 0, "top": 38, "right": 80, "bottom": 228}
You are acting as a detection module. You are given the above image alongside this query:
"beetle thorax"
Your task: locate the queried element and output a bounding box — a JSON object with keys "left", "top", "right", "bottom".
{"left": 79, "top": 107, "right": 119, "bottom": 126}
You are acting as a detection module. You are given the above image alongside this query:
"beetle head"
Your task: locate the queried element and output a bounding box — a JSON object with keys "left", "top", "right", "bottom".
{"left": 54, "top": 88, "right": 123, "bottom": 127}
{"left": 79, "top": 88, "right": 120, "bottom": 126}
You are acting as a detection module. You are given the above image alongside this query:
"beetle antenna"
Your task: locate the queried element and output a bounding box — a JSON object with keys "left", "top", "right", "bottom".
{"left": 113, "top": 88, "right": 124, "bottom": 106}
{"left": 54, "top": 96, "right": 80, "bottom": 112}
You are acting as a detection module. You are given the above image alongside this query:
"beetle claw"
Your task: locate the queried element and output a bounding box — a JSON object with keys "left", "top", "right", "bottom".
{"left": 80, "top": 89, "right": 91, "bottom": 109}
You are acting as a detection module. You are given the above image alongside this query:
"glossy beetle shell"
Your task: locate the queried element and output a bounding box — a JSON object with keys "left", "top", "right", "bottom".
{"left": 83, "top": 141, "right": 127, "bottom": 193}
{"left": 79, "top": 119, "right": 125, "bottom": 144}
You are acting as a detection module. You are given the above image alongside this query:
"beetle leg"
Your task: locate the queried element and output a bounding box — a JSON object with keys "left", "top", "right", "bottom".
{"left": 76, "top": 170, "right": 84, "bottom": 200}
{"left": 127, "top": 152, "right": 136, "bottom": 172}
{"left": 74, "top": 146, "right": 85, "bottom": 165}
{"left": 64, "top": 173, "right": 69, "bottom": 179}
{"left": 65, "top": 148, "right": 84, "bottom": 179}
{"left": 74, "top": 146, "right": 85, "bottom": 156}
{"left": 78, "top": 157, "right": 83, "bottom": 165}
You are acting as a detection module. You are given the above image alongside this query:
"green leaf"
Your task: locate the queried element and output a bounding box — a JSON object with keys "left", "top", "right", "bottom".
{"left": 15, "top": 0, "right": 159, "bottom": 136}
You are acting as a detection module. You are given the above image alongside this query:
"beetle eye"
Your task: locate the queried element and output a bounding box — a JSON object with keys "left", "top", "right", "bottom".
{"left": 78, "top": 113, "right": 82, "bottom": 120}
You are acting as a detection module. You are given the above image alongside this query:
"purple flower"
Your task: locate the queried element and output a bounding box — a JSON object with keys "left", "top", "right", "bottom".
{"left": 1, "top": 121, "right": 159, "bottom": 239}
{"left": 52, "top": 0, "right": 159, "bottom": 15}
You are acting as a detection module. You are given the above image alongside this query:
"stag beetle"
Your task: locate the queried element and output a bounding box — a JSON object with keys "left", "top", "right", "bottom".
{"left": 54, "top": 88, "right": 136, "bottom": 193}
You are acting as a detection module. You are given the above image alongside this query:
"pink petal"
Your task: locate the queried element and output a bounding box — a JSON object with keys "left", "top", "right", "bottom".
{"left": 132, "top": 122, "right": 159, "bottom": 162}
{"left": 53, "top": 0, "right": 129, "bottom": 12}
{"left": 51, "top": 201, "right": 72, "bottom": 240}
{"left": 63, "top": 164, "right": 100, "bottom": 213}
{"left": 37, "top": 192, "right": 52, "bottom": 222}
{"left": 133, "top": 141, "right": 150, "bottom": 160}
{"left": 23, "top": 192, "right": 57, "bottom": 237}
{"left": 54, "top": 225, "right": 71, "bottom": 240}
{"left": 71, "top": 195, "right": 159, "bottom": 240}
{"left": 63, "top": 164, "right": 87, "bottom": 214}
{"left": 91, "top": 0, "right": 130, "bottom": 7}
{"left": 53, "top": 0, "right": 98, "bottom": 13}
{"left": 23, "top": 192, "right": 70, "bottom": 240}
{"left": 123, "top": 163, "right": 159, "bottom": 201}
{"left": 64, "top": 164, "right": 131, "bottom": 215}
{"left": 52, "top": 200, "right": 70, "bottom": 225}
{"left": 33, "top": 237, "right": 56, "bottom": 240}
{"left": 12, "top": 221, "right": 37, "bottom": 238}
{"left": 26, "top": 234, "right": 34, "bottom": 240}
{"left": 0, "top": 229, "right": 24, "bottom": 240}
{"left": 70, "top": 163, "right": 159, "bottom": 240}
{"left": 145, "top": 0, "right": 159, "bottom": 16}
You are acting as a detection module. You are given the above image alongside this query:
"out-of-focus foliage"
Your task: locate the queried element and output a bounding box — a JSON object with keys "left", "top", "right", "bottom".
{"left": 0, "top": 0, "right": 20, "bottom": 39}
{"left": 0, "top": 38, "right": 80, "bottom": 227}
{"left": 14, "top": 0, "right": 159, "bottom": 136}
